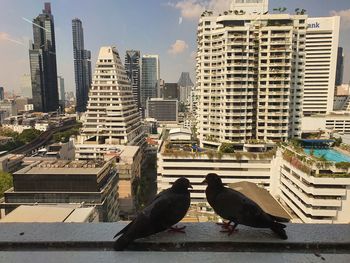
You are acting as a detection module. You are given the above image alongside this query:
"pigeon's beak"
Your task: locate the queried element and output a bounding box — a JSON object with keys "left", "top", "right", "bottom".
{"left": 202, "top": 178, "right": 207, "bottom": 184}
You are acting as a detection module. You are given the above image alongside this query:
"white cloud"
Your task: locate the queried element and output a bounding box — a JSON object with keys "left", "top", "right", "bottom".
{"left": 168, "top": 40, "right": 189, "bottom": 55}
{"left": 168, "top": 0, "right": 231, "bottom": 21}
{"left": 0, "top": 32, "right": 25, "bottom": 46}
{"left": 330, "top": 9, "right": 350, "bottom": 29}
{"left": 179, "top": 17, "right": 183, "bottom": 24}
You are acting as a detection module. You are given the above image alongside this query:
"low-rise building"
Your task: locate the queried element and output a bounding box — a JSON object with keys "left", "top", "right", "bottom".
{"left": 0, "top": 154, "right": 24, "bottom": 173}
{"left": 278, "top": 146, "right": 350, "bottom": 223}
{"left": 302, "top": 112, "right": 350, "bottom": 135}
{"left": 2, "top": 159, "right": 119, "bottom": 222}
{"left": 75, "top": 144, "right": 142, "bottom": 218}
{"left": 157, "top": 133, "right": 279, "bottom": 204}
{"left": 0, "top": 205, "right": 98, "bottom": 222}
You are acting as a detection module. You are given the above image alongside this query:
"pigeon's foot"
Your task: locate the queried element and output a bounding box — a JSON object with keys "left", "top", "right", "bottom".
{"left": 220, "top": 223, "right": 238, "bottom": 236}
{"left": 168, "top": 225, "right": 186, "bottom": 234}
{"left": 216, "top": 220, "right": 232, "bottom": 229}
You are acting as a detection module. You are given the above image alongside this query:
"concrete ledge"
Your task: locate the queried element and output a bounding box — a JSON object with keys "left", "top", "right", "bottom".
{"left": 1, "top": 252, "right": 349, "bottom": 263}
{"left": 0, "top": 223, "right": 349, "bottom": 253}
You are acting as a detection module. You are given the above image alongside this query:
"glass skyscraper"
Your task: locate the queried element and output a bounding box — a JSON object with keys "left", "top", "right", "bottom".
{"left": 124, "top": 50, "right": 141, "bottom": 109}
{"left": 29, "top": 2, "right": 59, "bottom": 112}
{"left": 72, "top": 18, "right": 92, "bottom": 112}
{"left": 141, "top": 55, "right": 160, "bottom": 107}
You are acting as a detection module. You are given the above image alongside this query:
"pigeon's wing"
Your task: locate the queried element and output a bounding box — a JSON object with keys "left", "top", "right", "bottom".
{"left": 149, "top": 192, "right": 188, "bottom": 231}
{"left": 215, "top": 188, "right": 268, "bottom": 225}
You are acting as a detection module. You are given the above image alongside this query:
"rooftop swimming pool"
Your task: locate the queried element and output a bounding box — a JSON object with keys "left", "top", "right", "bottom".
{"left": 304, "top": 148, "right": 350, "bottom": 163}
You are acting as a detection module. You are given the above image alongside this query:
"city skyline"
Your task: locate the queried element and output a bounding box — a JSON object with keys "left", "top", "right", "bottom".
{"left": 0, "top": 0, "right": 349, "bottom": 94}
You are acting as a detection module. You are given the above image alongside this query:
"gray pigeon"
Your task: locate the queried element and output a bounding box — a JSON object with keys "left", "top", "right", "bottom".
{"left": 203, "top": 173, "right": 289, "bottom": 239}
{"left": 113, "top": 177, "right": 192, "bottom": 250}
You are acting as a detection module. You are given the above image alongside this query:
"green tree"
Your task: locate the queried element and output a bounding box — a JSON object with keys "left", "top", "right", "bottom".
{"left": 18, "top": 129, "right": 41, "bottom": 143}
{"left": 0, "top": 171, "right": 13, "bottom": 197}
{"left": 0, "top": 127, "right": 19, "bottom": 138}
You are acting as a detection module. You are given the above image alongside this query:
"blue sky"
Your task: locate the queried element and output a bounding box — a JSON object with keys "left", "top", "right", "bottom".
{"left": 0, "top": 0, "right": 349, "bottom": 94}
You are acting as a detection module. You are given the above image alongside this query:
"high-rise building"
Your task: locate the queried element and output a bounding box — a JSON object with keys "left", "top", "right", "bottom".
{"left": 78, "top": 46, "right": 143, "bottom": 149}
{"left": 72, "top": 18, "right": 92, "bottom": 112}
{"left": 161, "top": 83, "right": 179, "bottom": 100}
{"left": 196, "top": 9, "right": 306, "bottom": 145}
{"left": 302, "top": 17, "right": 340, "bottom": 116}
{"left": 57, "top": 76, "right": 65, "bottom": 108}
{"left": 178, "top": 72, "right": 194, "bottom": 104}
{"left": 20, "top": 74, "right": 32, "bottom": 98}
{"left": 0, "top": 87, "right": 4, "bottom": 101}
{"left": 336, "top": 47, "right": 344, "bottom": 86}
{"left": 146, "top": 98, "right": 178, "bottom": 123}
{"left": 141, "top": 55, "right": 160, "bottom": 107}
{"left": 29, "top": 2, "right": 59, "bottom": 112}
{"left": 124, "top": 50, "right": 141, "bottom": 109}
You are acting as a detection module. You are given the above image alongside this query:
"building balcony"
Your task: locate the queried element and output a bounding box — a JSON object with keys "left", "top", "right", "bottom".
{"left": 0, "top": 223, "right": 349, "bottom": 262}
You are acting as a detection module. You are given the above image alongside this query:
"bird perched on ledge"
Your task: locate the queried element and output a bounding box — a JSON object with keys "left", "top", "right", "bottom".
{"left": 203, "top": 173, "right": 289, "bottom": 239}
{"left": 113, "top": 177, "right": 192, "bottom": 250}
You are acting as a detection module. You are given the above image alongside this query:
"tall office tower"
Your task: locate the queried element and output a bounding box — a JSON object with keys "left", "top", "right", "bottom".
{"left": 161, "top": 83, "right": 179, "bottom": 100}
{"left": 57, "top": 76, "right": 65, "bottom": 108}
{"left": 72, "top": 18, "right": 92, "bottom": 113}
{"left": 0, "top": 87, "right": 4, "bottom": 101}
{"left": 29, "top": 2, "right": 59, "bottom": 112}
{"left": 178, "top": 72, "right": 194, "bottom": 104}
{"left": 336, "top": 47, "right": 344, "bottom": 86}
{"left": 20, "top": 74, "right": 32, "bottom": 98}
{"left": 80, "top": 46, "right": 143, "bottom": 147}
{"left": 141, "top": 55, "right": 160, "bottom": 107}
{"left": 302, "top": 17, "right": 340, "bottom": 116}
{"left": 125, "top": 50, "right": 141, "bottom": 109}
{"left": 196, "top": 8, "right": 306, "bottom": 145}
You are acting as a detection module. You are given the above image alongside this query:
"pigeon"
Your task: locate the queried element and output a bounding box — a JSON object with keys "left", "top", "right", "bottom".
{"left": 113, "top": 177, "right": 192, "bottom": 250}
{"left": 203, "top": 173, "right": 289, "bottom": 239}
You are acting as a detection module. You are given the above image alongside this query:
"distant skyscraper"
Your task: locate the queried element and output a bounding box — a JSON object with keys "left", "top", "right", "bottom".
{"left": 29, "top": 2, "right": 59, "bottom": 112}
{"left": 72, "top": 18, "right": 92, "bottom": 112}
{"left": 57, "top": 76, "right": 65, "bottom": 108}
{"left": 336, "top": 47, "right": 344, "bottom": 86}
{"left": 20, "top": 74, "right": 32, "bottom": 98}
{"left": 125, "top": 50, "right": 141, "bottom": 109}
{"left": 141, "top": 55, "right": 160, "bottom": 107}
{"left": 177, "top": 72, "right": 194, "bottom": 104}
{"left": 161, "top": 83, "right": 179, "bottom": 100}
{"left": 0, "top": 87, "right": 4, "bottom": 101}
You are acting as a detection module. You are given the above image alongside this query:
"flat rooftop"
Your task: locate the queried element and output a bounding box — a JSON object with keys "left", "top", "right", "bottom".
{"left": 0, "top": 205, "right": 95, "bottom": 223}
{"left": 14, "top": 160, "right": 109, "bottom": 175}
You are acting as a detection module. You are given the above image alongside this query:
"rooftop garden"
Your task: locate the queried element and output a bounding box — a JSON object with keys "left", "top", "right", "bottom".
{"left": 281, "top": 140, "right": 350, "bottom": 178}
{"left": 162, "top": 141, "right": 277, "bottom": 160}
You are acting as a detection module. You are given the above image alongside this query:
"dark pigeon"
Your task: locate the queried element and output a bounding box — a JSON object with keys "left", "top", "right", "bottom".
{"left": 113, "top": 177, "right": 192, "bottom": 250}
{"left": 203, "top": 173, "right": 289, "bottom": 239}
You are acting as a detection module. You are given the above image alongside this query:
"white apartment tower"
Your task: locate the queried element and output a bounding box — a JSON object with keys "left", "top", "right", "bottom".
{"left": 196, "top": 10, "right": 306, "bottom": 145}
{"left": 77, "top": 46, "right": 143, "bottom": 155}
{"left": 303, "top": 17, "right": 340, "bottom": 116}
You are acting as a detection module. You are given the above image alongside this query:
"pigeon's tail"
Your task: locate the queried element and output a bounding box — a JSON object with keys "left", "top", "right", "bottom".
{"left": 270, "top": 222, "right": 288, "bottom": 240}
{"left": 114, "top": 234, "right": 133, "bottom": 251}
{"left": 267, "top": 213, "right": 290, "bottom": 223}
